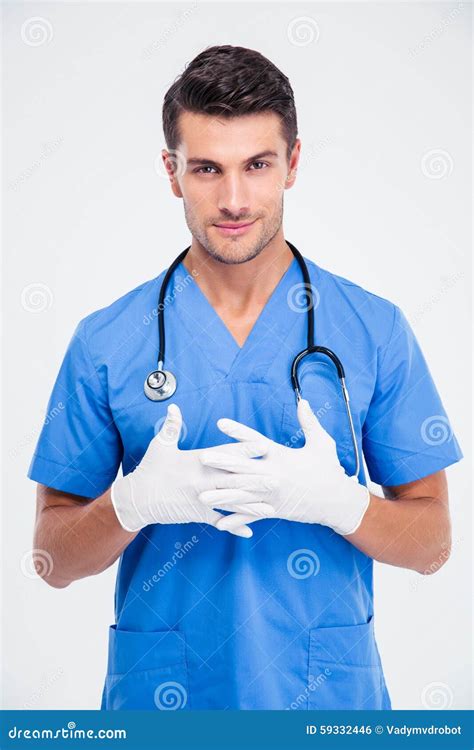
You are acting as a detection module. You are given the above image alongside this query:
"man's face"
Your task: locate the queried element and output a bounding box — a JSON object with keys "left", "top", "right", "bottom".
{"left": 163, "top": 111, "right": 299, "bottom": 264}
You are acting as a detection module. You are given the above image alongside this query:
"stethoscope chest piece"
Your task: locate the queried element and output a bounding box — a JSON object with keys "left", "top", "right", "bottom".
{"left": 144, "top": 369, "right": 177, "bottom": 401}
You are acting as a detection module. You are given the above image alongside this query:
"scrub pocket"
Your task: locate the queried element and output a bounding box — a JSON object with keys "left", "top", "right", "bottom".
{"left": 307, "top": 616, "right": 390, "bottom": 710}
{"left": 102, "top": 626, "right": 189, "bottom": 710}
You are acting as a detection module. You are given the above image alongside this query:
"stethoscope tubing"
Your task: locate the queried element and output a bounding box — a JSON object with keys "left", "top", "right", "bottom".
{"left": 147, "top": 241, "right": 361, "bottom": 478}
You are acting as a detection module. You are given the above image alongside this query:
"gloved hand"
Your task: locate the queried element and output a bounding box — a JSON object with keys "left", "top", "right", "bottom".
{"left": 111, "top": 403, "right": 273, "bottom": 536}
{"left": 198, "top": 399, "right": 370, "bottom": 536}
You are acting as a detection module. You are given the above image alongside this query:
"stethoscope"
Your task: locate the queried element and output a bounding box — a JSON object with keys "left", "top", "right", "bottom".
{"left": 144, "top": 240, "right": 360, "bottom": 477}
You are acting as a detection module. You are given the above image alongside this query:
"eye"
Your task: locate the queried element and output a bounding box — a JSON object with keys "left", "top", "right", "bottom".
{"left": 194, "top": 166, "right": 218, "bottom": 174}
{"left": 249, "top": 161, "right": 268, "bottom": 170}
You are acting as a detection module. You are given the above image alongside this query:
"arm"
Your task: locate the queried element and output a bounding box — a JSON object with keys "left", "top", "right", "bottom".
{"left": 33, "top": 483, "right": 137, "bottom": 589}
{"left": 204, "top": 402, "right": 457, "bottom": 574}
{"left": 33, "top": 405, "right": 270, "bottom": 588}
{"left": 345, "top": 469, "right": 451, "bottom": 574}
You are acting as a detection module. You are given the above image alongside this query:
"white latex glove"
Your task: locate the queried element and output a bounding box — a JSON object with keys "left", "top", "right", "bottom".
{"left": 111, "top": 403, "right": 274, "bottom": 536}
{"left": 198, "top": 399, "right": 370, "bottom": 536}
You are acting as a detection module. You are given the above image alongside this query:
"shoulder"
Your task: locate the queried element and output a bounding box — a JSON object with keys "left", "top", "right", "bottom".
{"left": 74, "top": 272, "right": 166, "bottom": 355}
{"left": 305, "top": 257, "right": 399, "bottom": 347}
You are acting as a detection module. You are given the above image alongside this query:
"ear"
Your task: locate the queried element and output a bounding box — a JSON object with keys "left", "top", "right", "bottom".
{"left": 162, "top": 149, "right": 184, "bottom": 198}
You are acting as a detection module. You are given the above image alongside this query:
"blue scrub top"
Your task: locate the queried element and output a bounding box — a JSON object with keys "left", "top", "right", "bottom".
{"left": 28, "top": 249, "right": 463, "bottom": 711}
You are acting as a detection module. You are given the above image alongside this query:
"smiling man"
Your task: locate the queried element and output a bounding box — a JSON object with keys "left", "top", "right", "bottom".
{"left": 28, "top": 45, "right": 462, "bottom": 711}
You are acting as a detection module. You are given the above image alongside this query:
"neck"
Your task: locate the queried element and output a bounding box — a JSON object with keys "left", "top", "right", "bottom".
{"left": 182, "top": 232, "right": 294, "bottom": 310}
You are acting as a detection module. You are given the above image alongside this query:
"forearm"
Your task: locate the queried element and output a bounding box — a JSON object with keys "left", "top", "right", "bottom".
{"left": 345, "top": 492, "right": 452, "bottom": 574}
{"left": 34, "top": 488, "right": 138, "bottom": 588}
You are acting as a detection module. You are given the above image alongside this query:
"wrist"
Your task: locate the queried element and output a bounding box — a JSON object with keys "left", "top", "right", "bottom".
{"left": 111, "top": 474, "right": 145, "bottom": 533}
{"left": 331, "top": 481, "right": 371, "bottom": 536}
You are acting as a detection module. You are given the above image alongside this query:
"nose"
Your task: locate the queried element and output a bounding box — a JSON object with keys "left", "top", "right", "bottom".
{"left": 216, "top": 172, "right": 251, "bottom": 219}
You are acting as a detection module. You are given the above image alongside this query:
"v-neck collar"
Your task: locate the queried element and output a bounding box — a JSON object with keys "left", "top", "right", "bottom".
{"left": 171, "top": 254, "right": 300, "bottom": 379}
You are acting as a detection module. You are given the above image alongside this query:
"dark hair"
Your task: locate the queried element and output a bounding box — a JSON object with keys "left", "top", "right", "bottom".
{"left": 162, "top": 45, "right": 298, "bottom": 163}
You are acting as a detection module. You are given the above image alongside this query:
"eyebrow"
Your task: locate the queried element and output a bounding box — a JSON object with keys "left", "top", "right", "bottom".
{"left": 186, "top": 150, "right": 279, "bottom": 168}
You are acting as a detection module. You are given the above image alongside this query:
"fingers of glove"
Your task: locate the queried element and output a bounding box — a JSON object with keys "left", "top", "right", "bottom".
{"left": 210, "top": 473, "right": 277, "bottom": 492}
{"left": 151, "top": 403, "right": 182, "bottom": 447}
{"left": 229, "top": 502, "right": 274, "bottom": 516}
{"left": 200, "top": 452, "right": 267, "bottom": 474}
{"left": 296, "top": 399, "right": 321, "bottom": 444}
{"left": 202, "top": 506, "right": 253, "bottom": 538}
{"left": 226, "top": 524, "right": 253, "bottom": 538}
{"left": 201, "top": 440, "right": 268, "bottom": 461}
{"left": 297, "top": 399, "right": 336, "bottom": 451}
{"left": 206, "top": 501, "right": 273, "bottom": 516}
{"left": 200, "top": 505, "right": 223, "bottom": 525}
{"left": 217, "top": 418, "right": 271, "bottom": 447}
{"left": 199, "top": 488, "right": 272, "bottom": 508}
{"left": 199, "top": 491, "right": 274, "bottom": 516}
{"left": 216, "top": 512, "right": 262, "bottom": 533}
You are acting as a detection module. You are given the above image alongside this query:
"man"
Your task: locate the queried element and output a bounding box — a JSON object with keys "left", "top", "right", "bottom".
{"left": 28, "top": 45, "right": 462, "bottom": 711}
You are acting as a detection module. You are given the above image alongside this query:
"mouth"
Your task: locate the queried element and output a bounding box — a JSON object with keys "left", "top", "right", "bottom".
{"left": 213, "top": 220, "right": 256, "bottom": 236}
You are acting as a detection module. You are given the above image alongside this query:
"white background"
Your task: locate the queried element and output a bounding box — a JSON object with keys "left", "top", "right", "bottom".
{"left": 2, "top": 1, "right": 471, "bottom": 710}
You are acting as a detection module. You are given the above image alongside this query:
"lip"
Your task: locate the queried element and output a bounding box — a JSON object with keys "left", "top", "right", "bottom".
{"left": 213, "top": 220, "right": 256, "bottom": 236}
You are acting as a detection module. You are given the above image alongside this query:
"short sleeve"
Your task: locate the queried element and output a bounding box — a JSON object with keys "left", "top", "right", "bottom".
{"left": 362, "top": 305, "right": 463, "bottom": 486}
{"left": 27, "top": 318, "right": 123, "bottom": 498}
